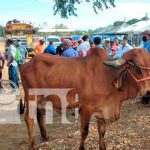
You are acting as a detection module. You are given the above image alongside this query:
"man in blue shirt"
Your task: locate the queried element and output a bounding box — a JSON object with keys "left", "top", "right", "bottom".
{"left": 44, "top": 41, "right": 56, "bottom": 55}
{"left": 141, "top": 30, "right": 150, "bottom": 105}
{"left": 61, "top": 39, "right": 78, "bottom": 57}
{"left": 115, "top": 36, "right": 133, "bottom": 58}
{"left": 141, "top": 30, "right": 150, "bottom": 53}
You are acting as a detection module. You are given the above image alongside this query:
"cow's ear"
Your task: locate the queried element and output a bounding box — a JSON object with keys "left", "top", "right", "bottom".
{"left": 112, "top": 69, "right": 128, "bottom": 91}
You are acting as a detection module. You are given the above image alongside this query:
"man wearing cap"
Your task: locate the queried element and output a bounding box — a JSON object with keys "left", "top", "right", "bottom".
{"left": 115, "top": 36, "right": 132, "bottom": 58}
{"left": 61, "top": 39, "right": 78, "bottom": 57}
{"left": 141, "top": 30, "right": 150, "bottom": 52}
{"left": 103, "top": 38, "right": 110, "bottom": 50}
{"left": 108, "top": 39, "right": 118, "bottom": 58}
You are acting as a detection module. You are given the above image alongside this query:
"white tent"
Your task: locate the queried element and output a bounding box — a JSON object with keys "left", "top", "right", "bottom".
{"left": 117, "top": 21, "right": 150, "bottom": 33}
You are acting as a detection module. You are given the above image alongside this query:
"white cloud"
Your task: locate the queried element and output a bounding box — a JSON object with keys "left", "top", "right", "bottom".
{"left": 0, "top": 1, "right": 149, "bottom": 30}
{"left": 63, "top": 2, "right": 150, "bottom": 29}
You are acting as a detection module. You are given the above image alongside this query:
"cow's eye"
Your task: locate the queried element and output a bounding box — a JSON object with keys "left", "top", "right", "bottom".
{"left": 136, "top": 67, "right": 142, "bottom": 75}
{"left": 129, "top": 61, "right": 142, "bottom": 75}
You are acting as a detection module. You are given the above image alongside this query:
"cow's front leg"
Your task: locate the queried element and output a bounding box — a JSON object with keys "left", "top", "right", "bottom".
{"left": 96, "top": 117, "right": 106, "bottom": 150}
{"left": 79, "top": 108, "right": 92, "bottom": 150}
{"left": 37, "top": 101, "right": 49, "bottom": 141}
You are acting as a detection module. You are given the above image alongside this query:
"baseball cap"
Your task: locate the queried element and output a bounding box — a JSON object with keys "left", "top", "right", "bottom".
{"left": 110, "top": 39, "right": 115, "bottom": 43}
{"left": 105, "top": 38, "right": 110, "bottom": 41}
{"left": 62, "top": 39, "right": 72, "bottom": 45}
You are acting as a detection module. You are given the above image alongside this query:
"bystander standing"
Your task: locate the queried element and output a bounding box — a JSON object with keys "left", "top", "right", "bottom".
{"left": 0, "top": 50, "right": 5, "bottom": 88}
{"left": 6, "top": 39, "right": 19, "bottom": 88}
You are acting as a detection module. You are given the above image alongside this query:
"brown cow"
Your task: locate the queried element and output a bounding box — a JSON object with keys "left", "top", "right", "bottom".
{"left": 20, "top": 48, "right": 150, "bottom": 150}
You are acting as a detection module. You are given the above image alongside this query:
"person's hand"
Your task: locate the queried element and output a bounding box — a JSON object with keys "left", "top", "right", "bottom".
{"left": 7, "top": 63, "right": 10, "bottom": 67}
{"left": 0, "top": 66, "right": 3, "bottom": 72}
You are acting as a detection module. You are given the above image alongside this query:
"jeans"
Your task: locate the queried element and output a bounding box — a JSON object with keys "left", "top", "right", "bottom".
{"left": 9, "top": 65, "right": 19, "bottom": 88}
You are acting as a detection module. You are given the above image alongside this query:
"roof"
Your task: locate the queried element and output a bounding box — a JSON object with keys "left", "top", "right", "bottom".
{"left": 117, "top": 21, "right": 150, "bottom": 33}
{"left": 95, "top": 22, "right": 129, "bottom": 34}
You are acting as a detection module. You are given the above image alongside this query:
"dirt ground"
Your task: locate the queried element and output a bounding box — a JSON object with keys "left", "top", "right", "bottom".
{"left": 0, "top": 41, "right": 150, "bottom": 150}
{"left": 0, "top": 99, "right": 149, "bottom": 150}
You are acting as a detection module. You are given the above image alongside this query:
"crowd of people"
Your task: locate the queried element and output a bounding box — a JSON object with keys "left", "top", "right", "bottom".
{"left": 32, "top": 30, "right": 150, "bottom": 60}
{"left": 33, "top": 34, "right": 134, "bottom": 59}
{"left": 0, "top": 30, "right": 150, "bottom": 104}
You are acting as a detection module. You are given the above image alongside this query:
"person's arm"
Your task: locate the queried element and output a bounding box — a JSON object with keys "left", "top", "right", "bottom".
{"left": 0, "top": 59, "right": 5, "bottom": 72}
{"left": 24, "top": 47, "right": 28, "bottom": 60}
{"left": 7, "top": 56, "right": 15, "bottom": 67}
{"left": 2, "top": 59, "right": 5, "bottom": 68}
{"left": 76, "top": 45, "right": 82, "bottom": 53}
{"left": 7, "top": 48, "right": 15, "bottom": 67}
{"left": 43, "top": 47, "right": 48, "bottom": 54}
{"left": 1, "top": 52, "right": 5, "bottom": 68}
{"left": 34, "top": 45, "right": 38, "bottom": 53}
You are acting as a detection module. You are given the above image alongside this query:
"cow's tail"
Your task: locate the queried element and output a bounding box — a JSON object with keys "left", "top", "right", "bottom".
{"left": 19, "top": 64, "right": 26, "bottom": 115}
{"left": 67, "top": 101, "right": 79, "bottom": 109}
{"left": 19, "top": 98, "right": 25, "bottom": 115}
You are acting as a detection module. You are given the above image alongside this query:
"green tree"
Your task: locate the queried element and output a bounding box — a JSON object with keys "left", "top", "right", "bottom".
{"left": 126, "top": 18, "right": 140, "bottom": 25}
{"left": 113, "top": 21, "right": 124, "bottom": 27}
{"left": 141, "top": 16, "right": 149, "bottom": 21}
{"left": 0, "top": 25, "right": 5, "bottom": 36}
{"left": 53, "top": 24, "right": 68, "bottom": 29}
{"left": 53, "top": 0, "right": 115, "bottom": 18}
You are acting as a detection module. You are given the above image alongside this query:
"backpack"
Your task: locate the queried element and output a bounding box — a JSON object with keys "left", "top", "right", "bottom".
{"left": 15, "top": 48, "right": 22, "bottom": 61}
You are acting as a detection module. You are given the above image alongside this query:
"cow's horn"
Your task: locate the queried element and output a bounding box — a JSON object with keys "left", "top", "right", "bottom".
{"left": 103, "top": 58, "right": 126, "bottom": 68}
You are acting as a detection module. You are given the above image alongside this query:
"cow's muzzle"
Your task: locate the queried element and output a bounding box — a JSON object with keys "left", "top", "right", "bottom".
{"left": 146, "top": 90, "right": 150, "bottom": 95}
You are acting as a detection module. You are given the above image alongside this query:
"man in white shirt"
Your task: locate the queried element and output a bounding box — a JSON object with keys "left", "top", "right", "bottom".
{"left": 6, "top": 39, "right": 19, "bottom": 88}
{"left": 77, "top": 35, "right": 90, "bottom": 57}
{"left": 115, "top": 36, "right": 133, "bottom": 58}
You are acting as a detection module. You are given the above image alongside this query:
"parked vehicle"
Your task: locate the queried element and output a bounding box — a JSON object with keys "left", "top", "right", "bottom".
{"left": 72, "top": 35, "right": 81, "bottom": 41}
{"left": 44, "top": 36, "right": 61, "bottom": 48}
{"left": 5, "top": 19, "right": 36, "bottom": 58}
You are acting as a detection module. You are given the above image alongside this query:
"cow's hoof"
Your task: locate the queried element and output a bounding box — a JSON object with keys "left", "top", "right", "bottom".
{"left": 29, "top": 147, "right": 35, "bottom": 150}
{"left": 42, "top": 136, "right": 49, "bottom": 142}
{"left": 99, "top": 146, "right": 106, "bottom": 150}
{"left": 29, "top": 141, "right": 35, "bottom": 150}
{"left": 79, "top": 146, "right": 85, "bottom": 150}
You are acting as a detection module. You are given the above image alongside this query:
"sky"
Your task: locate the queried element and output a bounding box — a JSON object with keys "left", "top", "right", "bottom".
{"left": 0, "top": 0, "right": 150, "bottom": 30}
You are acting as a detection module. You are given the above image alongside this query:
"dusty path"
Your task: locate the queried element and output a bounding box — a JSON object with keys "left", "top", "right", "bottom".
{"left": 0, "top": 99, "right": 149, "bottom": 150}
